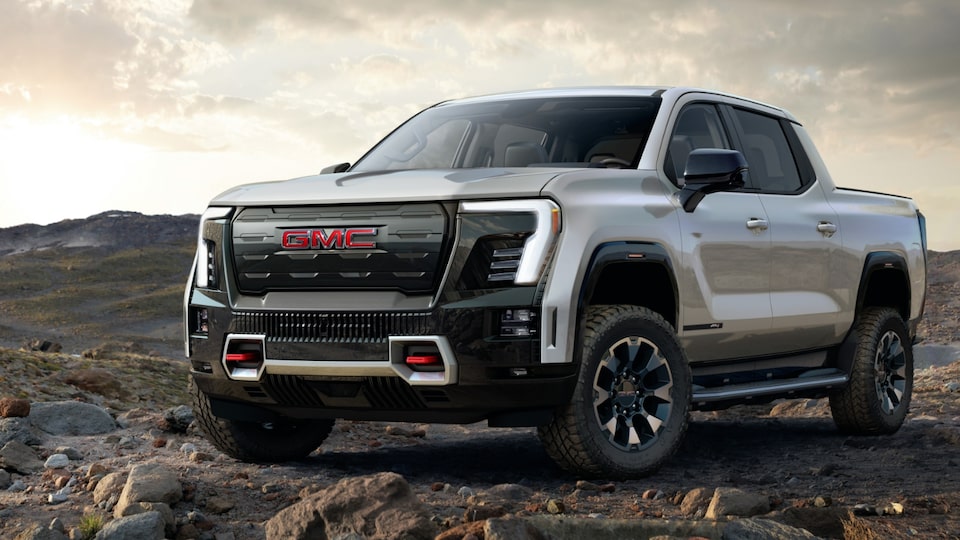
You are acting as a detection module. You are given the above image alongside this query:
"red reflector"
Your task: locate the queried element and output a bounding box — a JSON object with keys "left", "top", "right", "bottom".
{"left": 405, "top": 355, "right": 441, "bottom": 366}
{"left": 226, "top": 352, "right": 260, "bottom": 363}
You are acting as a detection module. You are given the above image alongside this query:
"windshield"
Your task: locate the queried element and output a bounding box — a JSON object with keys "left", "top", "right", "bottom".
{"left": 351, "top": 96, "right": 662, "bottom": 172}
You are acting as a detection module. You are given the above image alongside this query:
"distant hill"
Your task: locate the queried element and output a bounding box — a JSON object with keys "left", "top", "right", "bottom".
{"left": 0, "top": 211, "right": 198, "bottom": 255}
{"left": 0, "top": 211, "right": 199, "bottom": 357}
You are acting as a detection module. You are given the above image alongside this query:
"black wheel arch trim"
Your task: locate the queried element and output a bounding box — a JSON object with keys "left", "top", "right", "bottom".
{"left": 855, "top": 251, "right": 911, "bottom": 318}
{"left": 577, "top": 242, "right": 679, "bottom": 325}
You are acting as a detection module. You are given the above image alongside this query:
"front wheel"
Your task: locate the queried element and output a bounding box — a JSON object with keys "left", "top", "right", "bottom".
{"left": 190, "top": 378, "right": 334, "bottom": 462}
{"left": 538, "top": 305, "right": 691, "bottom": 478}
{"left": 829, "top": 307, "right": 913, "bottom": 435}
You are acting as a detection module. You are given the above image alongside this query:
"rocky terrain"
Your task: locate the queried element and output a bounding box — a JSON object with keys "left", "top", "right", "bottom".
{"left": 0, "top": 213, "right": 957, "bottom": 539}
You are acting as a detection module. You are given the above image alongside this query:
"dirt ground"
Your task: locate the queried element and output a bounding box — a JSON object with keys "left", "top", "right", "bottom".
{"left": 1, "top": 343, "right": 959, "bottom": 539}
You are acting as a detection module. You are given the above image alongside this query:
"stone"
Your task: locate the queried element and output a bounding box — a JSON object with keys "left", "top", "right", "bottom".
{"left": 205, "top": 495, "right": 236, "bottom": 514}
{"left": 44, "top": 454, "right": 70, "bottom": 469}
{"left": 546, "top": 499, "right": 565, "bottom": 514}
{"left": 484, "top": 483, "right": 534, "bottom": 502}
{"left": 882, "top": 502, "right": 905, "bottom": 515}
{"left": 161, "top": 405, "right": 194, "bottom": 433}
{"left": 0, "top": 398, "right": 30, "bottom": 418}
{"left": 642, "top": 489, "right": 665, "bottom": 500}
{"left": 0, "top": 417, "right": 42, "bottom": 446}
{"left": 0, "top": 469, "right": 10, "bottom": 489}
{"left": 680, "top": 487, "right": 713, "bottom": 516}
{"left": 54, "top": 447, "right": 83, "bottom": 461}
{"left": 723, "top": 518, "right": 819, "bottom": 539}
{"left": 484, "top": 517, "right": 544, "bottom": 540}
{"left": 263, "top": 472, "right": 436, "bottom": 540}
{"left": 575, "top": 480, "right": 602, "bottom": 491}
{"left": 94, "top": 511, "right": 165, "bottom": 540}
{"left": 463, "top": 504, "right": 507, "bottom": 522}
{"left": 705, "top": 487, "right": 770, "bottom": 519}
{"left": 10, "top": 522, "right": 69, "bottom": 540}
{"left": 58, "top": 368, "right": 130, "bottom": 400}
{"left": 0, "top": 439, "right": 44, "bottom": 474}
{"left": 94, "top": 472, "right": 127, "bottom": 505}
{"left": 123, "top": 502, "right": 176, "bottom": 537}
{"left": 457, "top": 486, "right": 475, "bottom": 499}
{"left": 114, "top": 464, "right": 182, "bottom": 518}
{"left": 778, "top": 506, "right": 850, "bottom": 538}
{"left": 28, "top": 402, "right": 117, "bottom": 435}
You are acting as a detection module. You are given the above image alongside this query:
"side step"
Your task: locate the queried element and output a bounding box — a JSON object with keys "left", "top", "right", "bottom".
{"left": 691, "top": 369, "right": 848, "bottom": 406}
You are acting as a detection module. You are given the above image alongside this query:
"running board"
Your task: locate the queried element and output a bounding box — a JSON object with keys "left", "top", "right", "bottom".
{"left": 692, "top": 372, "right": 849, "bottom": 404}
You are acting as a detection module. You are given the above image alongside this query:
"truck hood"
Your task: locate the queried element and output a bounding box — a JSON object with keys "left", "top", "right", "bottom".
{"left": 210, "top": 168, "right": 563, "bottom": 207}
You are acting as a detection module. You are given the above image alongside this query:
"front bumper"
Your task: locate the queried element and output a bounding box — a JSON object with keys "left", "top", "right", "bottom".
{"left": 186, "top": 288, "right": 577, "bottom": 426}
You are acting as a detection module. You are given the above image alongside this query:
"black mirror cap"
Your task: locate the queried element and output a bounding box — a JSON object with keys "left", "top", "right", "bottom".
{"left": 320, "top": 162, "right": 351, "bottom": 174}
{"left": 683, "top": 149, "right": 748, "bottom": 185}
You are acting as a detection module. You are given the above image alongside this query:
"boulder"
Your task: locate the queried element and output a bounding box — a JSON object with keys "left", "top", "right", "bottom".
{"left": 0, "top": 398, "right": 30, "bottom": 418}
{"left": 94, "top": 472, "right": 128, "bottom": 505}
{"left": 705, "top": 487, "right": 771, "bottom": 519}
{"left": 0, "top": 417, "right": 42, "bottom": 446}
{"left": 0, "top": 440, "right": 44, "bottom": 474}
{"left": 94, "top": 511, "right": 164, "bottom": 540}
{"left": 28, "top": 402, "right": 117, "bottom": 435}
{"left": 114, "top": 464, "right": 182, "bottom": 518}
{"left": 264, "top": 472, "right": 437, "bottom": 540}
{"left": 722, "top": 518, "right": 819, "bottom": 539}
{"left": 57, "top": 368, "right": 130, "bottom": 400}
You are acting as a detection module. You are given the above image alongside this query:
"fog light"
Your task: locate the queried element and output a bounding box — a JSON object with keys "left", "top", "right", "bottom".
{"left": 499, "top": 309, "right": 537, "bottom": 337}
{"left": 223, "top": 337, "right": 265, "bottom": 381}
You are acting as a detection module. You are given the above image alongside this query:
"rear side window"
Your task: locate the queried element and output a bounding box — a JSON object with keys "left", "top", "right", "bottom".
{"left": 731, "top": 108, "right": 802, "bottom": 193}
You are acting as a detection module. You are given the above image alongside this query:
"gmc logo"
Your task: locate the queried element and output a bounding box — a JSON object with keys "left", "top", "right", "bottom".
{"left": 281, "top": 228, "right": 378, "bottom": 250}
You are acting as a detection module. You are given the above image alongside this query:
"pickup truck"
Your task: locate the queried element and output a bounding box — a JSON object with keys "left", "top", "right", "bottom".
{"left": 184, "top": 86, "right": 927, "bottom": 477}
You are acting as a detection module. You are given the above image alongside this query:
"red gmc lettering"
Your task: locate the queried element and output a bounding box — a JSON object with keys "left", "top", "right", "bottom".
{"left": 281, "top": 228, "right": 377, "bottom": 249}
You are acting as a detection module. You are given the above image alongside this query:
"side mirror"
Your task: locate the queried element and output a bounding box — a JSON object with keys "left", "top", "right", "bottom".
{"left": 679, "top": 149, "right": 747, "bottom": 212}
{"left": 320, "top": 162, "right": 351, "bottom": 174}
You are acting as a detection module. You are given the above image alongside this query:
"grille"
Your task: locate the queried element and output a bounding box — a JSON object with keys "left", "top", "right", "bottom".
{"left": 234, "top": 311, "right": 431, "bottom": 343}
{"left": 231, "top": 203, "right": 448, "bottom": 294}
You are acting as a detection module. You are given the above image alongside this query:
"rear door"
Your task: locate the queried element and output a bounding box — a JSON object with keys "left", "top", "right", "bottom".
{"left": 724, "top": 105, "right": 844, "bottom": 351}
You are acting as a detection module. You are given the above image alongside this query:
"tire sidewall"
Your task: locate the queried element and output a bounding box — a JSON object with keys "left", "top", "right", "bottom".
{"left": 573, "top": 306, "right": 690, "bottom": 475}
{"left": 863, "top": 310, "right": 913, "bottom": 429}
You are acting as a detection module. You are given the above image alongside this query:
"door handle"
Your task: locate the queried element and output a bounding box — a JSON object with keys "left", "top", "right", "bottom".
{"left": 817, "top": 221, "right": 837, "bottom": 237}
{"left": 746, "top": 218, "right": 769, "bottom": 232}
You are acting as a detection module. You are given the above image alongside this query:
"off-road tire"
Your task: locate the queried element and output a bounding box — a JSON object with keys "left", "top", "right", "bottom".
{"left": 190, "top": 378, "right": 334, "bottom": 462}
{"left": 829, "top": 307, "right": 913, "bottom": 435}
{"left": 538, "top": 305, "right": 691, "bottom": 478}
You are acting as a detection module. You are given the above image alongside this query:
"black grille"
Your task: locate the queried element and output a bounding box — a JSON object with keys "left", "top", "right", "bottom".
{"left": 231, "top": 203, "right": 448, "bottom": 294}
{"left": 234, "top": 311, "right": 431, "bottom": 343}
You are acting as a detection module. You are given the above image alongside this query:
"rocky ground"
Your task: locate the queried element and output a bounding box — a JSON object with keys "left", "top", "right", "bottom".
{"left": 1, "top": 340, "right": 959, "bottom": 538}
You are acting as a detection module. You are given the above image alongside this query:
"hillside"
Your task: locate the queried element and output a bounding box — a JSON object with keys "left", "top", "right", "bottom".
{"left": 0, "top": 212, "right": 198, "bottom": 357}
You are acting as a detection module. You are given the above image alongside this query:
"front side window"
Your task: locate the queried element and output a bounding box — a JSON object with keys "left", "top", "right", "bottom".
{"left": 351, "top": 97, "right": 661, "bottom": 172}
{"left": 664, "top": 103, "right": 730, "bottom": 185}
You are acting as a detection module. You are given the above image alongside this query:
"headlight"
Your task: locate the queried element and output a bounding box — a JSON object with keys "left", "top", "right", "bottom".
{"left": 458, "top": 200, "right": 561, "bottom": 288}
{"left": 195, "top": 207, "right": 233, "bottom": 289}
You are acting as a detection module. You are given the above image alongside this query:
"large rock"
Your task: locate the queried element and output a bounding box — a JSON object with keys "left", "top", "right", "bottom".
{"left": 264, "top": 472, "right": 437, "bottom": 540}
{"left": 0, "top": 417, "right": 42, "bottom": 446}
{"left": 94, "top": 472, "right": 128, "bottom": 505}
{"left": 0, "top": 440, "right": 44, "bottom": 474}
{"left": 114, "top": 464, "right": 182, "bottom": 518}
{"left": 28, "top": 402, "right": 117, "bottom": 435}
{"left": 94, "top": 511, "right": 164, "bottom": 540}
{"left": 0, "top": 398, "right": 30, "bottom": 418}
{"left": 722, "top": 518, "right": 819, "bottom": 539}
{"left": 705, "top": 487, "right": 771, "bottom": 519}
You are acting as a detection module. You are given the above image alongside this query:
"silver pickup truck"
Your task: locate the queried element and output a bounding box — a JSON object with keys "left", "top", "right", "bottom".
{"left": 184, "top": 87, "right": 927, "bottom": 477}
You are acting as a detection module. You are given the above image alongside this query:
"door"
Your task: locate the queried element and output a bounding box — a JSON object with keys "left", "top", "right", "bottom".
{"left": 667, "top": 102, "right": 773, "bottom": 362}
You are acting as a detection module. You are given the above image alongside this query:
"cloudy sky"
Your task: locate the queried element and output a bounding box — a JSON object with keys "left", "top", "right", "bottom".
{"left": 2, "top": 0, "right": 958, "bottom": 249}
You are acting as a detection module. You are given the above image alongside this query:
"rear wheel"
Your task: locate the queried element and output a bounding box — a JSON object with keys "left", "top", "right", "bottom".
{"left": 538, "top": 305, "right": 691, "bottom": 477}
{"left": 190, "top": 378, "right": 334, "bottom": 462}
{"left": 830, "top": 307, "right": 913, "bottom": 435}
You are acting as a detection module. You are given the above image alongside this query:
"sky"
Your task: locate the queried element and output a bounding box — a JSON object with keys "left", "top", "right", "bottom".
{"left": 1, "top": 0, "right": 958, "bottom": 250}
